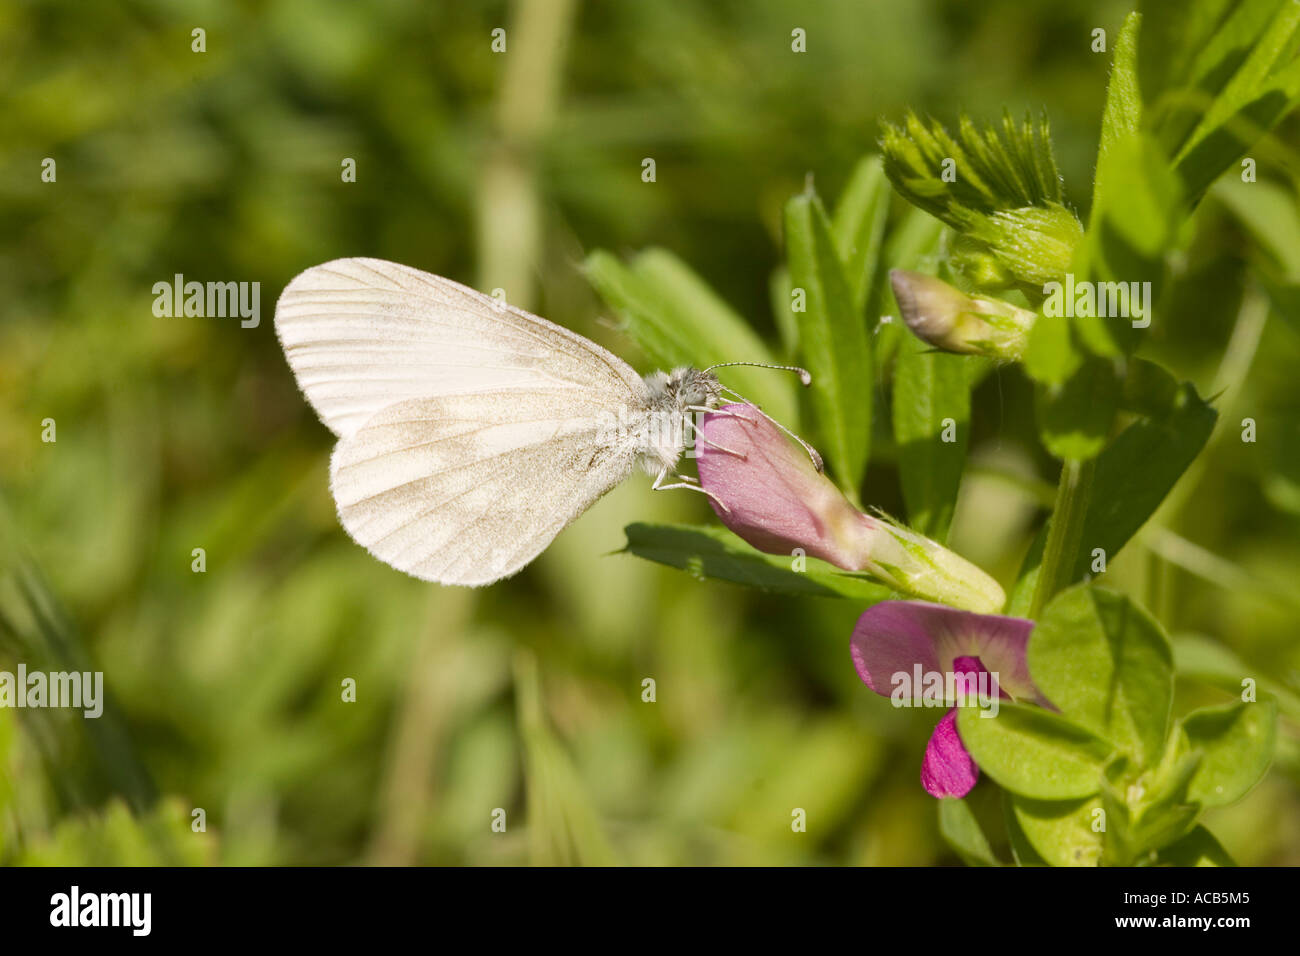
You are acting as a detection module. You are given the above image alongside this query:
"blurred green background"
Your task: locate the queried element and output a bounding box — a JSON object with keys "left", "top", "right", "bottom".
{"left": 1, "top": 0, "right": 1298, "bottom": 865}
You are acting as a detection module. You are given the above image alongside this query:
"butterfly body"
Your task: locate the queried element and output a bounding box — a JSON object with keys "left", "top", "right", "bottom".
{"left": 276, "top": 257, "right": 720, "bottom": 586}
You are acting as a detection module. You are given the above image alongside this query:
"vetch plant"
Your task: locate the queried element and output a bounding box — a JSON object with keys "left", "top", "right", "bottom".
{"left": 594, "top": 2, "right": 1299, "bottom": 866}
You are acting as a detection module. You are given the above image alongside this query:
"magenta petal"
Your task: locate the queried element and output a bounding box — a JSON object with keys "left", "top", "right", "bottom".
{"left": 851, "top": 599, "right": 1044, "bottom": 703}
{"left": 921, "top": 709, "right": 979, "bottom": 799}
{"left": 951, "top": 654, "right": 1007, "bottom": 702}
{"left": 850, "top": 601, "right": 942, "bottom": 695}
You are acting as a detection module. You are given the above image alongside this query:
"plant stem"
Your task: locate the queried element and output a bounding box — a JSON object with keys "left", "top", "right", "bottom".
{"left": 1029, "top": 457, "right": 1096, "bottom": 619}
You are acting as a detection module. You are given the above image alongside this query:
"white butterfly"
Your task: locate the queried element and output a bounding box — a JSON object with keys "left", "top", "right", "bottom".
{"left": 275, "top": 257, "right": 808, "bottom": 586}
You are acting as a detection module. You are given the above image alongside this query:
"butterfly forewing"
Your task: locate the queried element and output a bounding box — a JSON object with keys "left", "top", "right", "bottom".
{"left": 275, "top": 257, "right": 646, "bottom": 438}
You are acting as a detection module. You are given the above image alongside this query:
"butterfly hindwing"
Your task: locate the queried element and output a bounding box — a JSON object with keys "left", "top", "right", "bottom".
{"left": 329, "top": 390, "right": 643, "bottom": 585}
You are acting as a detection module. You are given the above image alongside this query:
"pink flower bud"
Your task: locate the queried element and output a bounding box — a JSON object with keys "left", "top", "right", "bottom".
{"left": 697, "top": 405, "right": 1005, "bottom": 613}
{"left": 696, "top": 405, "right": 877, "bottom": 570}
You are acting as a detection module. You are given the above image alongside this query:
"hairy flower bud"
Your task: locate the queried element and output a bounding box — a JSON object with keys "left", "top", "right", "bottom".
{"left": 890, "top": 269, "right": 1036, "bottom": 361}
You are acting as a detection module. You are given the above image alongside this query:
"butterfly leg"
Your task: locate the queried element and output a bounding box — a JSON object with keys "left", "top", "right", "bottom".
{"left": 682, "top": 410, "right": 748, "bottom": 459}
{"left": 650, "top": 466, "right": 730, "bottom": 513}
{"left": 695, "top": 396, "right": 823, "bottom": 473}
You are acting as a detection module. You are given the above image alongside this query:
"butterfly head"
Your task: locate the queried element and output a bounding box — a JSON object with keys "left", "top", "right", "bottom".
{"left": 664, "top": 366, "right": 724, "bottom": 411}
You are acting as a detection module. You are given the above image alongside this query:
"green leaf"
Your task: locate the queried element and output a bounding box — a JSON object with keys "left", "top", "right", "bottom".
{"left": 1180, "top": 700, "right": 1277, "bottom": 807}
{"left": 1139, "top": 0, "right": 1244, "bottom": 117}
{"left": 1156, "top": 825, "right": 1236, "bottom": 866}
{"left": 1075, "top": 135, "right": 1183, "bottom": 357}
{"left": 785, "top": 188, "right": 873, "bottom": 501}
{"left": 1002, "top": 792, "right": 1049, "bottom": 865}
{"left": 831, "top": 155, "right": 891, "bottom": 312}
{"left": 1028, "top": 585, "right": 1174, "bottom": 765}
{"left": 1091, "top": 13, "right": 1144, "bottom": 221}
{"left": 1134, "top": 775, "right": 1202, "bottom": 853}
{"left": 621, "top": 522, "right": 893, "bottom": 601}
{"left": 1141, "top": 0, "right": 1300, "bottom": 203}
{"left": 937, "top": 796, "right": 1000, "bottom": 867}
{"left": 1076, "top": 15, "right": 1165, "bottom": 358}
{"left": 893, "top": 337, "right": 972, "bottom": 541}
{"left": 1034, "top": 358, "right": 1119, "bottom": 460}
{"left": 1009, "top": 795, "right": 1104, "bottom": 867}
{"left": 1073, "top": 380, "right": 1217, "bottom": 577}
{"left": 956, "top": 701, "right": 1112, "bottom": 800}
{"left": 583, "top": 248, "right": 798, "bottom": 425}
{"left": 1168, "top": 0, "right": 1300, "bottom": 202}
{"left": 1118, "top": 358, "right": 1181, "bottom": 417}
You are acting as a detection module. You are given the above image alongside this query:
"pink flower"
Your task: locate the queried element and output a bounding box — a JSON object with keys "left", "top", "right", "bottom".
{"left": 696, "top": 404, "right": 1005, "bottom": 613}
{"left": 850, "top": 600, "right": 1047, "bottom": 798}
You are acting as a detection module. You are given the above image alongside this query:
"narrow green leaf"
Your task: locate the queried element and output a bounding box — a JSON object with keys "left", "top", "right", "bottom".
{"left": 785, "top": 188, "right": 873, "bottom": 501}
{"left": 831, "top": 155, "right": 891, "bottom": 312}
{"left": 1076, "top": 135, "right": 1182, "bottom": 357}
{"left": 1119, "top": 358, "right": 1181, "bottom": 417}
{"left": 621, "top": 522, "right": 893, "bottom": 601}
{"left": 957, "top": 701, "right": 1112, "bottom": 800}
{"left": 1180, "top": 700, "right": 1277, "bottom": 807}
{"left": 1139, "top": 0, "right": 1240, "bottom": 122}
{"left": 583, "top": 249, "right": 685, "bottom": 367}
{"left": 1002, "top": 791, "right": 1049, "bottom": 865}
{"left": 1171, "top": 1, "right": 1300, "bottom": 200}
{"left": 1091, "top": 13, "right": 1144, "bottom": 220}
{"left": 938, "top": 796, "right": 1000, "bottom": 867}
{"left": 892, "top": 337, "right": 972, "bottom": 541}
{"left": 583, "top": 248, "right": 799, "bottom": 425}
{"left": 1073, "top": 380, "right": 1217, "bottom": 577}
{"left": 1029, "top": 585, "right": 1174, "bottom": 766}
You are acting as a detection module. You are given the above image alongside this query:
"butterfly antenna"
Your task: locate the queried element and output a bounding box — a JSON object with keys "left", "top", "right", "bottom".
{"left": 715, "top": 384, "right": 824, "bottom": 473}
{"left": 702, "top": 361, "right": 813, "bottom": 387}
